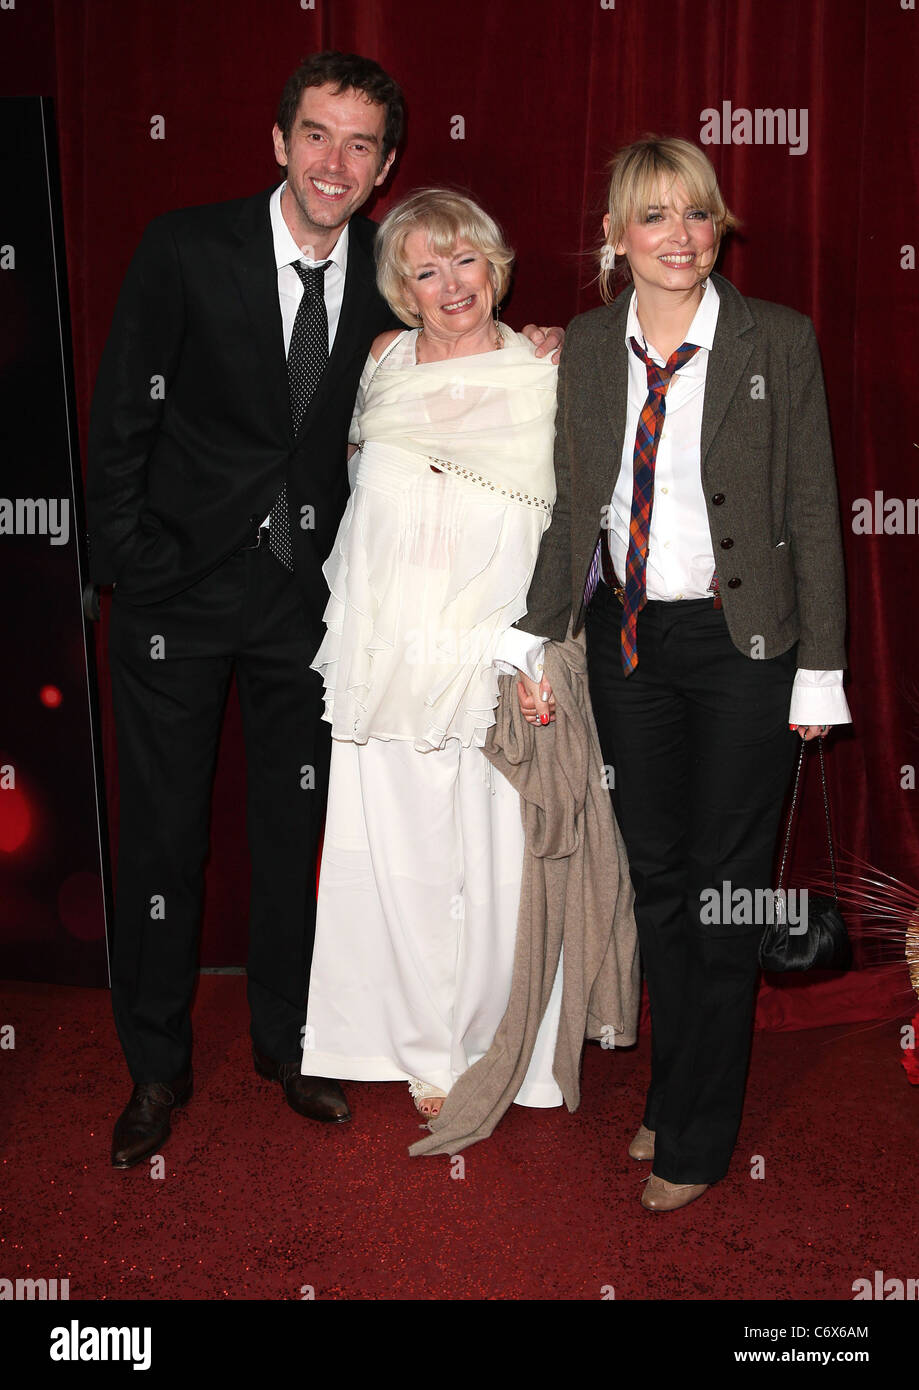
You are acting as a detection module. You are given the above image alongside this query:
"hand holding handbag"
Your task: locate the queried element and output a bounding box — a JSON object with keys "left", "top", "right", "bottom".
{"left": 759, "top": 736, "right": 852, "bottom": 973}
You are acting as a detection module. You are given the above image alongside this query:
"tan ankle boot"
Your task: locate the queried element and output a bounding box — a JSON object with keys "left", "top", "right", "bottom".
{"left": 641, "top": 1173, "right": 710, "bottom": 1211}
{"left": 628, "top": 1123, "right": 655, "bottom": 1161}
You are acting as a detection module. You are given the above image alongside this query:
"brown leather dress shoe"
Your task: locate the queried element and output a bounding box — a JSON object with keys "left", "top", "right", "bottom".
{"left": 252, "top": 1047, "right": 351, "bottom": 1123}
{"left": 641, "top": 1173, "right": 710, "bottom": 1212}
{"left": 628, "top": 1123, "right": 655, "bottom": 1161}
{"left": 111, "top": 1073, "right": 192, "bottom": 1169}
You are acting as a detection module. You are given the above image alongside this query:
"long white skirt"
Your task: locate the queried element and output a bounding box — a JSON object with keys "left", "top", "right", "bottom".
{"left": 303, "top": 737, "right": 564, "bottom": 1108}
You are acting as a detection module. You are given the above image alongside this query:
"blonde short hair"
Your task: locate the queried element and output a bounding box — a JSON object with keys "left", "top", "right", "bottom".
{"left": 375, "top": 187, "right": 514, "bottom": 326}
{"left": 599, "top": 136, "right": 739, "bottom": 302}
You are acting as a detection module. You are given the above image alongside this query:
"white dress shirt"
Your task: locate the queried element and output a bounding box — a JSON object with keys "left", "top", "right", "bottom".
{"left": 259, "top": 183, "right": 350, "bottom": 528}
{"left": 269, "top": 181, "right": 348, "bottom": 354}
{"left": 610, "top": 279, "right": 720, "bottom": 601}
{"left": 606, "top": 282, "right": 850, "bottom": 727}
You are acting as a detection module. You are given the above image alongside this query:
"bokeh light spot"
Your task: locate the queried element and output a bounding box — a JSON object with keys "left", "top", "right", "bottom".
{"left": 0, "top": 789, "right": 31, "bottom": 853}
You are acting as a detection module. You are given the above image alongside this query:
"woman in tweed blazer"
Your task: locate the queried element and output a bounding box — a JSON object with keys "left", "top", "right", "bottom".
{"left": 517, "top": 137, "right": 851, "bottom": 1212}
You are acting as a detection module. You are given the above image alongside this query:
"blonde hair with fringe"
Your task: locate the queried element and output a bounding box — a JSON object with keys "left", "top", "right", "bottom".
{"left": 599, "top": 137, "right": 739, "bottom": 302}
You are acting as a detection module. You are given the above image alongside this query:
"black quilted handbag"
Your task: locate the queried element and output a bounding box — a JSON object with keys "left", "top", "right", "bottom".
{"left": 759, "top": 737, "right": 852, "bottom": 973}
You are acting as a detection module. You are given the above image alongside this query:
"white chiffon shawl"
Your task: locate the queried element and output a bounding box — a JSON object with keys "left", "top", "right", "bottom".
{"left": 313, "top": 327, "right": 558, "bottom": 750}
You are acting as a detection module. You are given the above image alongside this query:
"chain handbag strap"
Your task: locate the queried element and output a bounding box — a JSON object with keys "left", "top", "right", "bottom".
{"left": 776, "top": 741, "right": 805, "bottom": 894}
{"left": 776, "top": 737, "right": 839, "bottom": 902}
{"left": 815, "top": 734, "right": 839, "bottom": 902}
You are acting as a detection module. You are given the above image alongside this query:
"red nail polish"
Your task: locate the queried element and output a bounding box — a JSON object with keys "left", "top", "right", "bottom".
{"left": 540, "top": 713, "right": 550, "bottom": 725}
{"left": 789, "top": 724, "right": 797, "bottom": 731}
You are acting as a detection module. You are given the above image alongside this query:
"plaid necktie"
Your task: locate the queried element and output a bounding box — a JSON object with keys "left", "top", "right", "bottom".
{"left": 268, "top": 260, "right": 330, "bottom": 571}
{"left": 619, "top": 335, "right": 700, "bottom": 673}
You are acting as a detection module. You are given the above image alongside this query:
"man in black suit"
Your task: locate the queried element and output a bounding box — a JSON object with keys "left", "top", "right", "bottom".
{"left": 88, "top": 53, "right": 405, "bottom": 1167}
{"left": 89, "top": 52, "right": 560, "bottom": 1169}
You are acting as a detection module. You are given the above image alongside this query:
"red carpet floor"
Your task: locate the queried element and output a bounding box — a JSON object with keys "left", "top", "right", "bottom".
{"left": 1, "top": 975, "right": 916, "bottom": 1302}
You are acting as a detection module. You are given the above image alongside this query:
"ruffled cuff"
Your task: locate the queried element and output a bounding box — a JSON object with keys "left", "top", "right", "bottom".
{"left": 788, "top": 669, "right": 852, "bottom": 726}
{"left": 494, "top": 627, "right": 546, "bottom": 681}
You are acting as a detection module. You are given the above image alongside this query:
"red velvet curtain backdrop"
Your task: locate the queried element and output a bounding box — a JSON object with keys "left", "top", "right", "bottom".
{"left": 3, "top": 0, "right": 917, "bottom": 969}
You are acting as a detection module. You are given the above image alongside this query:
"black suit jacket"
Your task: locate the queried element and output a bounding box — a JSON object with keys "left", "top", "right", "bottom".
{"left": 87, "top": 189, "right": 397, "bottom": 636}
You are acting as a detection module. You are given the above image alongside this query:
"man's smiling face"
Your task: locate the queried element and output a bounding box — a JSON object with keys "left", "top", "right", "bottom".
{"left": 272, "top": 83, "right": 395, "bottom": 256}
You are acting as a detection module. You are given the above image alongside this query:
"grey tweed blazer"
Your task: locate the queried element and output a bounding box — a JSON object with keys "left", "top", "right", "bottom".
{"left": 523, "top": 273, "right": 847, "bottom": 669}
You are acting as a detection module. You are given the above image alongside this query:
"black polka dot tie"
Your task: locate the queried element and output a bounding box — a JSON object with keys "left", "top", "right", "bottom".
{"left": 269, "top": 260, "right": 330, "bottom": 571}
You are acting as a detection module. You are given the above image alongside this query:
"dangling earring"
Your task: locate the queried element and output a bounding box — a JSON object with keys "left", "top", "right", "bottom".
{"left": 492, "top": 279, "right": 502, "bottom": 348}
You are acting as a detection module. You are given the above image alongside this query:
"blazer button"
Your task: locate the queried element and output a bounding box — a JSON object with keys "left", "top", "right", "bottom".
{"left": 712, "top": 493, "right": 725, "bottom": 505}
{"left": 248, "top": 514, "right": 259, "bottom": 524}
{"left": 727, "top": 576, "right": 742, "bottom": 589}
{"left": 720, "top": 537, "right": 734, "bottom": 549}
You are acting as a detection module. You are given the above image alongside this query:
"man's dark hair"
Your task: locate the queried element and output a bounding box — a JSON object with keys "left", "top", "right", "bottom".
{"left": 277, "top": 52, "right": 404, "bottom": 164}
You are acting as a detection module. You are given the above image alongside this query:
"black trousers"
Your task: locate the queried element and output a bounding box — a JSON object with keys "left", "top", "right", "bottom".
{"left": 107, "top": 539, "right": 330, "bottom": 1082}
{"left": 585, "top": 583, "right": 797, "bottom": 1184}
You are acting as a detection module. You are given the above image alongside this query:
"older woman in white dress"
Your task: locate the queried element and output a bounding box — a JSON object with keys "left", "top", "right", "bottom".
{"left": 301, "top": 189, "right": 562, "bottom": 1121}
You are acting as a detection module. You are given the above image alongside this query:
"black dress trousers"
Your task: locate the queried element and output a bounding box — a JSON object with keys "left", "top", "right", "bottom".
{"left": 107, "top": 538, "right": 331, "bottom": 1083}
{"left": 585, "top": 582, "right": 798, "bottom": 1184}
